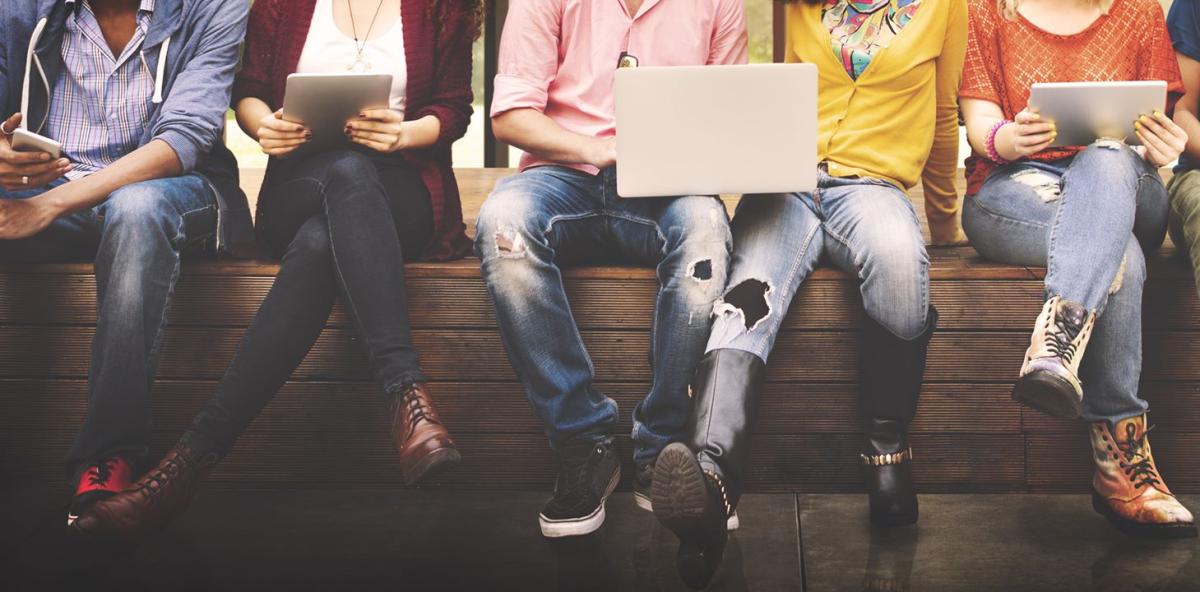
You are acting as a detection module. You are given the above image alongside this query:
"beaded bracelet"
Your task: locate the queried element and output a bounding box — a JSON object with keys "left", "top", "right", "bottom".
{"left": 985, "top": 119, "right": 1013, "bottom": 164}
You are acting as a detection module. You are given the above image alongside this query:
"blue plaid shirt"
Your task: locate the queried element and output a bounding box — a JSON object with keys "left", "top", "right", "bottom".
{"left": 47, "top": 0, "right": 156, "bottom": 179}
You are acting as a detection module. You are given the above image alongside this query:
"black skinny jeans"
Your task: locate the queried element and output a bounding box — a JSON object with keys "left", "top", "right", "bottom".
{"left": 185, "top": 149, "right": 433, "bottom": 456}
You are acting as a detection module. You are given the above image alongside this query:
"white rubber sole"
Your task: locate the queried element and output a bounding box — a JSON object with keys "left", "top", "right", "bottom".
{"left": 635, "top": 492, "right": 740, "bottom": 531}
{"left": 634, "top": 490, "right": 653, "bottom": 511}
{"left": 538, "top": 466, "right": 621, "bottom": 538}
{"left": 539, "top": 503, "right": 607, "bottom": 538}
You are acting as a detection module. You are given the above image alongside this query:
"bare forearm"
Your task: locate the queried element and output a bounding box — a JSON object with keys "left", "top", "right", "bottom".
{"left": 402, "top": 115, "right": 441, "bottom": 150}
{"left": 235, "top": 97, "right": 273, "bottom": 142}
{"left": 493, "top": 109, "right": 607, "bottom": 166}
{"left": 38, "top": 140, "right": 183, "bottom": 216}
{"left": 962, "top": 99, "right": 1026, "bottom": 162}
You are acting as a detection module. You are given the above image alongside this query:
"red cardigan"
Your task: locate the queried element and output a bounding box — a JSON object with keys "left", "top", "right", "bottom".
{"left": 233, "top": 0, "right": 474, "bottom": 261}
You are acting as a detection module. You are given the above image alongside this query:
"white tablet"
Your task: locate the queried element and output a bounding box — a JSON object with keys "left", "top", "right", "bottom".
{"left": 1029, "top": 81, "right": 1168, "bottom": 147}
{"left": 280, "top": 73, "right": 393, "bottom": 156}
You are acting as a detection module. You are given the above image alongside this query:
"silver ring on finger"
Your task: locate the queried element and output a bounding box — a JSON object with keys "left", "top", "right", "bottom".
{"left": 21, "top": 176, "right": 29, "bottom": 186}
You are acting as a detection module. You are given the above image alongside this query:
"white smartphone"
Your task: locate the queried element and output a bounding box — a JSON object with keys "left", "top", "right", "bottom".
{"left": 11, "top": 128, "right": 62, "bottom": 159}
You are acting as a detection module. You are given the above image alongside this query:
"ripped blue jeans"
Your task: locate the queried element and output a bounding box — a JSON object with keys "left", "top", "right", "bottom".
{"left": 475, "top": 166, "right": 732, "bottom": 464}
{"left": 706, "top": 170, "right": 931, "bottom": 360}
{"left": 962, "top": 142, "right": 1168, "bottom": 424}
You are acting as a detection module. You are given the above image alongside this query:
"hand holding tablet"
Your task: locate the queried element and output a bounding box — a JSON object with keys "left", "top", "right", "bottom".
{"left": 280, "top": 73, "right": 393, "bottom": 157}
{"left": 1028, "top": 81, "right": 1167, "bottom": 148}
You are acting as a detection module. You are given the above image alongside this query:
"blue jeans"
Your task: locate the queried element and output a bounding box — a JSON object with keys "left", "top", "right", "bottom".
{"left": 708, "top": 171, "right": 931, "bottom": 359}
{"left": 0, "top": 175, "right": 218, "bottom": 475}
{"left": 475, "top": 166, "right": 731, "bottom": 464}
{"left": 962, "top": 143, "right": 1168, "bottom": 424}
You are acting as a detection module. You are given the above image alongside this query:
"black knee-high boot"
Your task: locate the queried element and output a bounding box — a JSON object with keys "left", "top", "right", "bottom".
{"left": 653, "top": 348, "right": 766, "bottom": 589}
{"left": 860, "top": 307, "right": 938, "bottom": 526}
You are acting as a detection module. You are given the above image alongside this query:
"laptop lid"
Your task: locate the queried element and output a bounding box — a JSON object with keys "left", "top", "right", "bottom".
{"left": 614, "top": 63, "right": 818, "bottom": 198}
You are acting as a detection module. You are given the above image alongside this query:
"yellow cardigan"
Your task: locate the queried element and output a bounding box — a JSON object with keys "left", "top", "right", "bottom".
{"left": 786, "top": 0, "right": 967, "bottom": 244}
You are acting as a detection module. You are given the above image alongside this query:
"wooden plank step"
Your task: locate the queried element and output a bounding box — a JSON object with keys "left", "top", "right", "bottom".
{"left": 5, "top": 326, "right": 1200, "bottom": 383}
{"left": 4, "top": 168, "right": 1199, "bottom": 495}
{"left": 4, "top": 272, "right": 1199, "bottom": 331}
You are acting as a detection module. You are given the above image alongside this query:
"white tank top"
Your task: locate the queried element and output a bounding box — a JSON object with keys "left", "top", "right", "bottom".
{"left": 297, "top": 0, "right": 408, "bottom": 114}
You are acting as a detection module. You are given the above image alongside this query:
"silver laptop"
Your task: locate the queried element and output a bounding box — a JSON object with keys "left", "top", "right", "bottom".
{"left": 1029, "top": 81, "right": 1167, "bottom": 147}
{"left": 614, "top": 63, "right": 818, "bottom": 198}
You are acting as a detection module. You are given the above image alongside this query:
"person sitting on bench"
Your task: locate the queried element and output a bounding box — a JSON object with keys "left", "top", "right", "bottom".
{"left": 0, "top": 0, "right": 252, "bottom": 532}
{"left": 69, "top": 0, "right": 481, "bottom": 540}
{"left": 959, "top": 0, "right": 1196, "bottom": 538}
{"left": 651, "top": 0, "right": 968, "bottom": 585}
{"left": 475, "top": 0, "right": 746, "bottom": 542}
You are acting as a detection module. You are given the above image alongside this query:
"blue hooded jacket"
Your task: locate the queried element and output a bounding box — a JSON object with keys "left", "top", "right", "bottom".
{"left": 1, "top": 0, "right": 254, "bottom": 255}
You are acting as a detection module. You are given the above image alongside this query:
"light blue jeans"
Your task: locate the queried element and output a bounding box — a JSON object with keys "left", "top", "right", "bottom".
{"left": 962, "top": 143, "right": 1168, "bottom": 424}
{"left": 475, "top": 166, "right": 732, "bottom": 464}
{"left": 707, "top": 170, "right": 931, "bottom": 358}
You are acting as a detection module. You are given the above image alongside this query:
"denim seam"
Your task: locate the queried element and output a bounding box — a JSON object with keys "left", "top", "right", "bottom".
{"left": 540, "top": 216, "right": 600, "bottom": 381}
{"left": 540, "top": 211, "right": 605, "bottom": 238}
{"left": 750, "top": 219, "right": 821, "bottom": 356}
{"left": 606, "top": 212, "right": 669, "bottom": 252}
{"left": 145, "top": 249, "right": 182, "bottom": 381}
{"left": 821, "top": 211, "right": 930, "bottom": 339}
{"left": 178, "top": 204, "right": 218, "bottom": 249}
{"left": 965, "top": 196, "right": 1051, "bottom": 231}
{"left": 313, "top": 177, "right": 394, "bottom": 387}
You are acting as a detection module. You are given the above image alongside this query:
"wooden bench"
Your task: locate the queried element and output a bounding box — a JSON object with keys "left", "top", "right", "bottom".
{"left": 2, "top": 169, "right": 1199, "bottom": 494}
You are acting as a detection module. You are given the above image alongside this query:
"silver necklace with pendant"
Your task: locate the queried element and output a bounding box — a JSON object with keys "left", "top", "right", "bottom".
{"left": 347, "top": 0, "right": 386, "bottom": 72}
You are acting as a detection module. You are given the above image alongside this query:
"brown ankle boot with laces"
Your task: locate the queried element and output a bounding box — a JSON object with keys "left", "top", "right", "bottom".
{"left": 391, "top": 382, "right": 460, "bottom": 486}
{"left": 1090, "top": 414, "right": 1196, "bottom": 539}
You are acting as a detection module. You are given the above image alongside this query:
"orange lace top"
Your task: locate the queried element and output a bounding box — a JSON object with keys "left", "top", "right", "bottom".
{"left": 959, "top": 0, "right": 1184, "bottom": 194}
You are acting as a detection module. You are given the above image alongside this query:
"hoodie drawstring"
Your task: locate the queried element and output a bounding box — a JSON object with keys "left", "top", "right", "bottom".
{"left": 21, "top": 18, "right": 50, "bottom": 133}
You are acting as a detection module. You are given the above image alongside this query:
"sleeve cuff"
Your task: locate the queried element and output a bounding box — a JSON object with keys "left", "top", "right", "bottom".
{"left": 415, "top": 104, "right": 468, "bottom": 147}
{"left": 1173, "top": 38, "right": 1200, "bottom": 63}
{"left": 155, "top": 129, "right": 200, "bottom": 172}
{"left": 490, "top": 74, "right": 550, "bottom": 118}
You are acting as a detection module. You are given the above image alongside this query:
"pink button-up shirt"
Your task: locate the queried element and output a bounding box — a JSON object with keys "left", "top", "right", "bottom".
{"left": 492, "top": 0, "right": 749, "bottom": 174}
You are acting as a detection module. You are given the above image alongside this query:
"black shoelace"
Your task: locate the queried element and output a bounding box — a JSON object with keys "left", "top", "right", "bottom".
{"left": 1045, "top": 314, "right": 1083, "bottom": 363}
{"left": 87, "top": 459, "right": 116, "bottom": 487}
{"left": 139, "top": 453, "right": 193, "bottom": 505}
{"left": 1117, "top": 423, "right": 1161, "bottom": 489}
{"left": 396, "top": 388, "right": 440, "bottom": 428}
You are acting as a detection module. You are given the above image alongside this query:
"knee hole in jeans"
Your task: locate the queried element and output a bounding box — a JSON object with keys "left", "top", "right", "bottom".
{"left": 713, "top": 279, "right": 772, "bottom": 331}
{"left": 493, "top": 229, "right": 528, "bottom": 259}
{"left": 688, "top": 259, "right": 713, "bottom": 282}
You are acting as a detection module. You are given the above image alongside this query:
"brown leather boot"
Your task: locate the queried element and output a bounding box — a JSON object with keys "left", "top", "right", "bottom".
{"left": 1090, "top": 414, "right": 1196, "bottom": 539}
{"left": 70, "top": 443, "right": 217, "bottom": 541}
{"left": 391, "top": 383, "right": 460, "bottom": 486}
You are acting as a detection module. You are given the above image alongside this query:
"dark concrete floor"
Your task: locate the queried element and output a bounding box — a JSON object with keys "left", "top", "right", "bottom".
{"left": 2, "top": 488, "right": 1198, "bottom": 591}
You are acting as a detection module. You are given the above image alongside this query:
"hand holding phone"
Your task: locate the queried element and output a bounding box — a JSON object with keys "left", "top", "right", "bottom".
{"left": 0, "top": 113, "right": 71, "bottom": 191}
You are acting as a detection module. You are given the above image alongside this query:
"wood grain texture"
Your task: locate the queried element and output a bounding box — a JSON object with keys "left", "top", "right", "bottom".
{"left": 4, "top": 168, "right": 1200, "bottom": 495}
{"left": 0, "top": 380, "right": 1024, "bottom": 436}
{"left": 12, "top": 274, "right": 1196, "bottom": 330}
{"left": 11, "top": 326, "right": 1200, "bottom": 383}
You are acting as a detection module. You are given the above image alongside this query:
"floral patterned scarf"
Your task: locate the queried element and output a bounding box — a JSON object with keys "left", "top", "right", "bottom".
{"left": 823, "top": 0, "right": 922, "bottom": 79}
